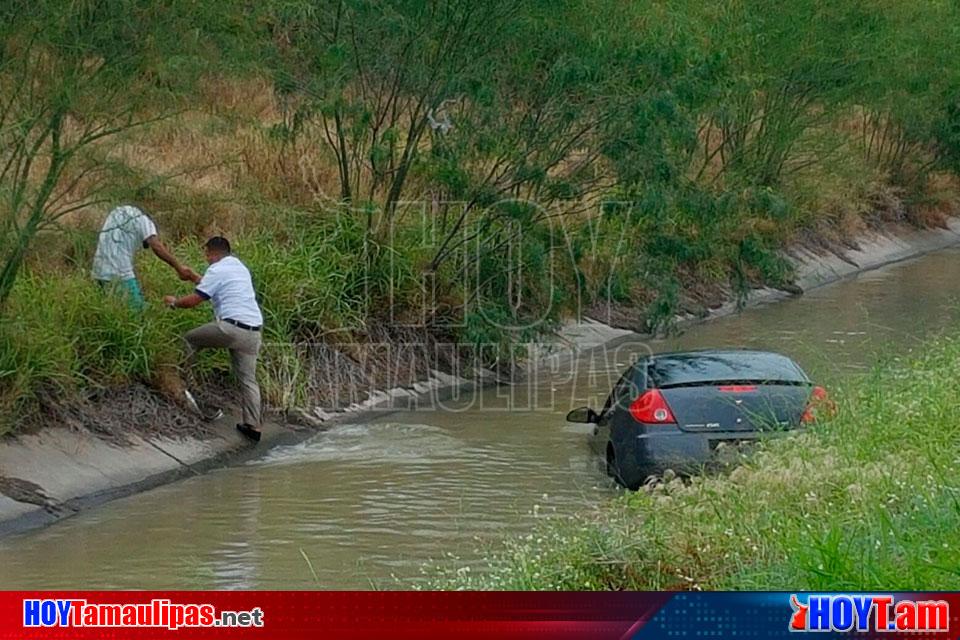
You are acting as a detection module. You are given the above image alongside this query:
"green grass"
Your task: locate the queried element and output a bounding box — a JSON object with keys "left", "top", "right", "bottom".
{"left": 0, "top": 198, "right": 529, "bottom": 434}
{"left": 434, "top": 335, "right": 960, "bottom": 590}
{"left": 2, "top": 0, "right": 960, "bottom": 436}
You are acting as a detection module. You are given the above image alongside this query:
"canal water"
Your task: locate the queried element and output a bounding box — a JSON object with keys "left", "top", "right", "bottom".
{"left": 1, "top": 248, "right": 959, "bottom": 588}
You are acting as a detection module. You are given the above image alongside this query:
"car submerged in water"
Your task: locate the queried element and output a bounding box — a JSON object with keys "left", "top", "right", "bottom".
{"left": 566, "top": 349, "right": 832, "bottom": 489}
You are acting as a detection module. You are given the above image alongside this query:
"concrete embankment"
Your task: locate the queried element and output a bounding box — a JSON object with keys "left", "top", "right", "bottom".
{"left": 1, "top": 219, "right": 959, "bottom": 537}
{"left": 674, "top": 218, "right": 960, "bottom": 327}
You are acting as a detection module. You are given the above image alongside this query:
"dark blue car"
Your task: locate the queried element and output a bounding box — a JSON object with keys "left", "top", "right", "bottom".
{"left": 567, "top": 349, "right": 831, "bottom": 489}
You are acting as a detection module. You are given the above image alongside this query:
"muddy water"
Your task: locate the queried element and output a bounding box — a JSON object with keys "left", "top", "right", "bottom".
{"left": 2, "top": 248, "right": 960, "bottom": 588}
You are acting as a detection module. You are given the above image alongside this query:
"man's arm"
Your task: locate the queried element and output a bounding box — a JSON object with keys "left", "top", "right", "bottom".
{"left": 163, "top": 293, "right": 206, "bottom": 309}
{"left": 146, "top": 235, "right": 198, "bottom": 282}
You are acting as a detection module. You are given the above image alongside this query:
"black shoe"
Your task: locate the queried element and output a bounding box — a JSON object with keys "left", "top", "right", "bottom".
{"left": 236, "top": 423, "right": 261, "bottom": 442}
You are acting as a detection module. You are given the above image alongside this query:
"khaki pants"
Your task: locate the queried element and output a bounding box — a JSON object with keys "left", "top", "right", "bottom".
{"left": 184, "top": 320, "right": 262, "bottom": 427}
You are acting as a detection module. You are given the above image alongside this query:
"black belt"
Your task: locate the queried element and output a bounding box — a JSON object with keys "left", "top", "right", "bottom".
{"left": 222, "top": 318, "right": 261, "bottom": 332}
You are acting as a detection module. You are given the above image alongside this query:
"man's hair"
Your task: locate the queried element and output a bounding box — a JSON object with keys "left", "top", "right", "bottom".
{"left": 204, "top": 236, "right": 231, "bottom": 254}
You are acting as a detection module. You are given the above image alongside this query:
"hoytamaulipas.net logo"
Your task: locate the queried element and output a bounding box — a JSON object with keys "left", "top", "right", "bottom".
{"left": 23, "top": 598, "right": 264, "bottom": 630}
{"left": 789, "top": 594, "right": 949, "bottom": 633}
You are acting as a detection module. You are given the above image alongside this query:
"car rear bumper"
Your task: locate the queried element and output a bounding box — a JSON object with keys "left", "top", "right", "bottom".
{"left": 616, "top": 426, "right": 792, "bottom": 486}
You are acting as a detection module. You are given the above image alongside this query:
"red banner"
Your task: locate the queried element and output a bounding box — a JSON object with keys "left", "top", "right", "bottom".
{"left": 2, "top": 591, "right": 670, "bottom": 640}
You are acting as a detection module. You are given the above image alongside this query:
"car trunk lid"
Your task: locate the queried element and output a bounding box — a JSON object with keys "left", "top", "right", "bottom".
{"left": 659, "top": 383, "right": 810, "bottom": 432}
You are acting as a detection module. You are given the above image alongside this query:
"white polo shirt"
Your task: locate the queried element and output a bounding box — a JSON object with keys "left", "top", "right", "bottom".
{"left": 196, "top": 255, "right": 263, "bottom": 327}
{"left": 91, "top": 205, "right": 157, "bottom": 280}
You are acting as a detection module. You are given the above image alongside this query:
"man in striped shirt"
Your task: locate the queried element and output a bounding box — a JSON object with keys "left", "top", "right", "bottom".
{"left": 91, "top": 204, "right": 196, "bottom": 308}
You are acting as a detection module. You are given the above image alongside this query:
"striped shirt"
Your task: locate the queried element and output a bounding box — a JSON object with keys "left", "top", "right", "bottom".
{"left": 91, "top": 205, "right": 157, "bottom": 281}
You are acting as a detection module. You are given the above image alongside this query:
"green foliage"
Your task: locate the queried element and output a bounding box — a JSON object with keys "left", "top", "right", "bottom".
{"left": 691, "top": 0, "right": 882, "bottom": 187}
{"left": 0, "top": 204, "right": 437, "bottom": 430}
{"left": 262, "top": 0, "right": 525, "bottom": 207}
{"left": 855, "top": 0, "right": 960, "bottom": 185}
{"left": 0, "top": 0, "right": 243, "bottom": 311}
{"left": 207, "top": 0, "right": 960, "bottom": 337}
{"left": 4, "top": 0, "right": 960, "bottom": 431}
{"left": 0, "top": 270, "right": 192, "bottom": 432}
{"left": 936, "top": 94, "right": 960, "bottom": 174}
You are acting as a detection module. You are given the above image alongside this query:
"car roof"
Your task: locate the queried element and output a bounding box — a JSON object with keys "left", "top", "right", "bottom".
{"left": 644, "top": 349, "right": 809, "bottom": 386}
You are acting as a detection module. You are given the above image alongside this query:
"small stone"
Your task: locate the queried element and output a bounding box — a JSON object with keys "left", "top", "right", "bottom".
{"left": 729, "top": 466, "right": 749, "bottom": 484}
{"left": 312, "top": 408, "right": 338, "bottom": 421}
{"left": 413, "top": 381, "right": 436, "bottom": 394}
{"left": 286, "top": 408, "right": 324, "bottom": 428}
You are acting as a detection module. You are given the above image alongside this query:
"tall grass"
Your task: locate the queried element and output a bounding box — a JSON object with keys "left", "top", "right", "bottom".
{"left": 0, "top": 204, "right": 438, "bottom": 434}
{"left": 435, "top": 334, "right": 960, "bottom": 590}
{"left": 3, "top": 0, "right": 960, "bottom": 433}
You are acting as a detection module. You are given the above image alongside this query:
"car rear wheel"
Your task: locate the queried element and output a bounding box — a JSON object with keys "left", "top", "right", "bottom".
{"left": 607, "top": 442, "right": 641, "bottom": 491}
{"left": 606, "top": 443, "right": 627, "bottom": 487}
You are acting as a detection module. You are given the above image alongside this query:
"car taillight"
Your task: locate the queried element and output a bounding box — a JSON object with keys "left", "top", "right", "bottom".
{"left": 801, "top": 386, "right": 835, "bottom": 423}
{"left": 629, "top": 389, "right": 677, "bottom": 424}
{"left": 718, "top": 385, "right": 758, "bottom": 393}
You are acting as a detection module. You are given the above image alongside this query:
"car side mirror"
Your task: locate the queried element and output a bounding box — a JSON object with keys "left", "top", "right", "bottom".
{"left": 566, "top": 406, "right": 600, "bottom": 424}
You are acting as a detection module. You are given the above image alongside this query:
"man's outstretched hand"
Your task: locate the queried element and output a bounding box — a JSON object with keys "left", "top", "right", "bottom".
{"left": 177, "top": 265, "right": 201, "bottom": 283}
{"left": 163, "top": 292, "right": 205, "bottom": 310}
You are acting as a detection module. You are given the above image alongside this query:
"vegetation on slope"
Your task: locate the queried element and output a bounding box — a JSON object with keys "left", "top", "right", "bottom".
{"left": 2, "top": 0, "right": 960, "bottom": 432}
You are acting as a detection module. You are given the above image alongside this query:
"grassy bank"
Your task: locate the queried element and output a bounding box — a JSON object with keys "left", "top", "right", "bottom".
{"left": 435, "top": 334, "right": 960, "bottom": 590}
{"left": 0, "top": 211, "right": 458, "bottom": 434}
{"left": 3, "top": 0, "right": 960, "bottom": 434}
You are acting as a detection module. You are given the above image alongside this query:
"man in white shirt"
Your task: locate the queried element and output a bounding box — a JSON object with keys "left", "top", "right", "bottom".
{"left": 163, "top": 236, "right": 265, "bottom": 442}
{"left": 91, "top": 204, "right": 196, "bottom": 308}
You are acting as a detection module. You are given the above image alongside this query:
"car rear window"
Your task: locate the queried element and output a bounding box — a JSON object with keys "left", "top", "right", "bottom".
{"left": 648, "top": 351, "right": 808, "bottom": 387}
